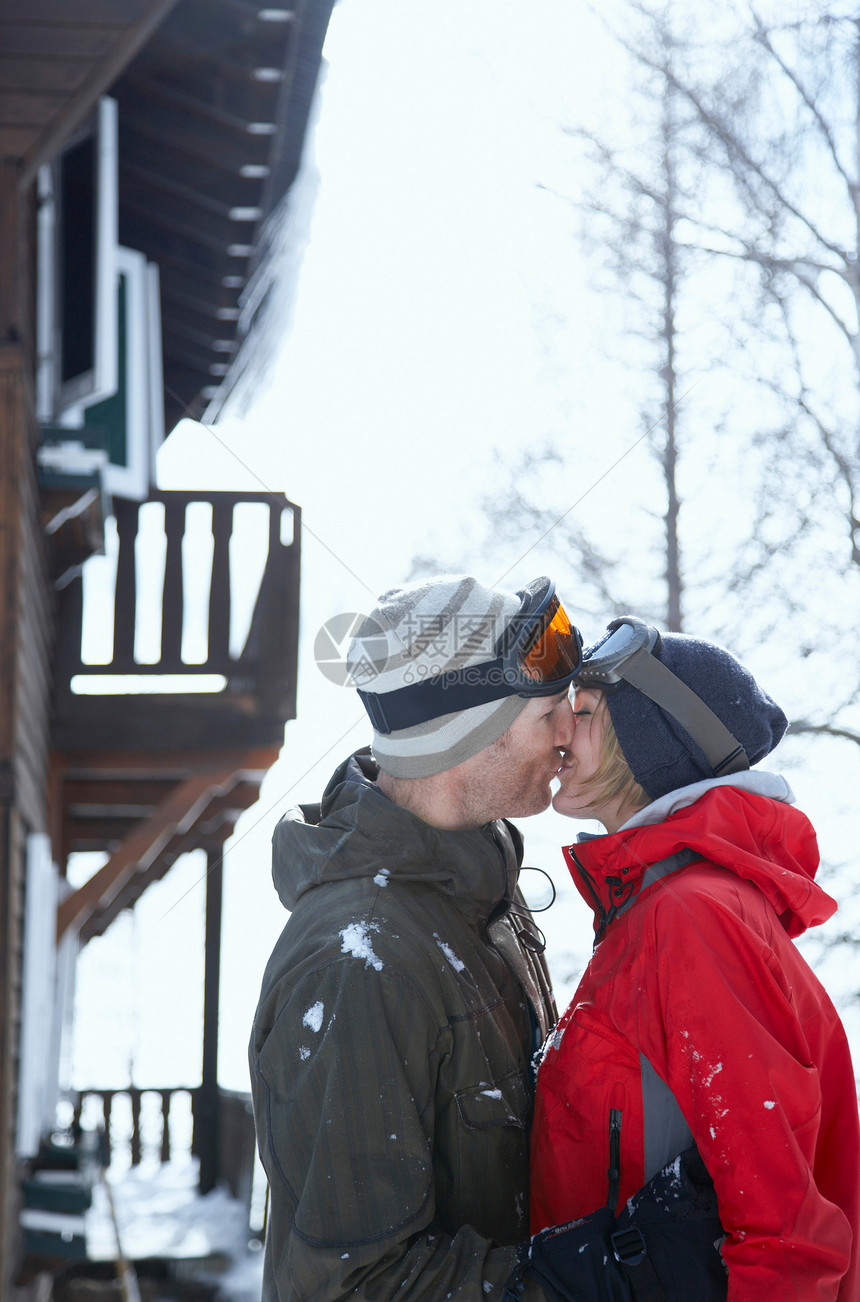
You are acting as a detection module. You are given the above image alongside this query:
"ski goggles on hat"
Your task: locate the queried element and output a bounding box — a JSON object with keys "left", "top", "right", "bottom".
{"left": 576, "top": 616, "right": 749, "bottom": 777}
{"left": 358, "top": 576, "right": 582, "bottom": 735}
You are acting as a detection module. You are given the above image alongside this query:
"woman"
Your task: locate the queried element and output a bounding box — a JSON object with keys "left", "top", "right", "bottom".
{"left": 530, "top": 619, "right": 860, "bottom": 1302}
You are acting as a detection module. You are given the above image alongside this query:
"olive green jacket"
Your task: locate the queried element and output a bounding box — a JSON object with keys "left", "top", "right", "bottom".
{"left": 250, "top": 749, "right": 557, "bottom": 1302}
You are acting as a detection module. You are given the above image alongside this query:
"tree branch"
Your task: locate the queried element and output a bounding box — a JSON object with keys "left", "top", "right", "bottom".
{"left": 787, "top": 720, "right": 860, "bottom": 746}
{"left": 749, "top": 6, "right": 859, "bottom": 205}
{"left": 622, "top": 34, "right": 853, "bottom": 264}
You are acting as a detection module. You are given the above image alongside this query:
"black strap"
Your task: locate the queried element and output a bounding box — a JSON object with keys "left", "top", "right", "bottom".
{"left": 621, "top": 648, "right": 749, "bottom": 776}
{"left": 357, "top": 658, "right": 517, "bottom": 733}
{"left": 610, "top": 1227, "right": 668, "bottom": 1302}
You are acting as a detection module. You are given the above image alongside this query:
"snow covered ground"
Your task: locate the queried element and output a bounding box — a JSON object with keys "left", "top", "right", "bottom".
{"left": 86, "top": 1157, "right": 263, "bottom": 1302}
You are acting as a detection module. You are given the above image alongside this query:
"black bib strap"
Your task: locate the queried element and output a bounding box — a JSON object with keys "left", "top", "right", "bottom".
{"left": 611, "top": 1226, "right": 668, "bottom": 1302}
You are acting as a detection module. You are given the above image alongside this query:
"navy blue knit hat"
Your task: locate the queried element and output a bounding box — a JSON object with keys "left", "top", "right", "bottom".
{"left": 603, "top": 633, "right": 788, "bottom": 800}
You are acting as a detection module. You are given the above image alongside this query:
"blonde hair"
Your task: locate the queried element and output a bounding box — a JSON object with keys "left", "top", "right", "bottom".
{"left": 584, "top": 694, "right": 649, "bottom": 816}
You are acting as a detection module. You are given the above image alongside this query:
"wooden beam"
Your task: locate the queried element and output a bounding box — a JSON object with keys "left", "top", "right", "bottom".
{"left": 56, "top": 763, "right": 237, "bottom": 940}
{"left": 0, "top": 89, "right": 75, "bottom": 125}
{"left": 137, "top": 0, "right": 292, "bottom": 62}
{"left": 54, "top": 745, "right": 281, "bottom": 777}
{"left": 147, "top": 265, "right": 242, "bottom": 319}
{"left": 0, "top": 59, "right": 99, "bottom": 97}
{"left": 0, "top": 23, "right": 119, "bottom": 60}
{"left": 160, "top": 330, "right": 233, "bottom": 372}
{"left": 122, "top": 200, "right": 255, "bottom": 261}
{"left": 113, "top": 92, "right": 270, "bottom": 177}
{"left": 122, "top": 182, "right": 251, "bottom": 254}
{"left": 62, "top": 780, "right": 263, "bottom": 853}
{"left": 62, "top": 777, "right": 175, "bottom": 807}
{"left": 20, "top": 0, "right": 182, "bottom": 189}
{"left": 130, "top": 33, "right": 289, "bottom": 98}
{"left": 121, "top": 56, "right": 280, "bottom": 125}
{"left": 82, "top": 812, "right": 236, "bottom": 939}
{"left": 151, "top": 297, "right": 241, "bottom": 350}
{"left": 118, "top": 68, "right": 263, "bottom": 137}
{"left": 5, "top": 1, "right": 151, "bottom": 20}
{"left": 197, "top": 846, "right": 223, "bottom": 1194}
{"left": 53, "top": 695, "right": 286, "bottom": 751}
{"left": 119, "top": 155, "right": 259, "bottom": 221}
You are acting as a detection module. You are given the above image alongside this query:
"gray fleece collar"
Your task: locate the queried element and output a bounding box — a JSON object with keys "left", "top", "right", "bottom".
{"left": 617, "top": 769, "right": 795, "bottom": 832}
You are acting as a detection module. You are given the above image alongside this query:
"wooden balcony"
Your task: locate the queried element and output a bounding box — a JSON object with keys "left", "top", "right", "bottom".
{"left": 50, "top": 489, "right": 300, "bottom": 938}
{"left": 44, "top": 489, "right": 300, "bottom": 1213}
{"left": 53, "top": 490, "right": 300, "bottom": 754}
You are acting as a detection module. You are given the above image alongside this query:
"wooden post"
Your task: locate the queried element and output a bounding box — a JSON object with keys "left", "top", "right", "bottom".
{"left": 0, "top": 157, "right": 25, "bottom": 1298}
{"left": 160, "top": 1090, "right": 172, "bottom": 1164}
{"left": 198, "top": 844, "right": 223, "bottom": 1194}
{"left": 0, "top": 804, "right": 15, "bottom": 1298}
{"left": 130, "top": 1088, "right": 142, "bottom": 1167}
{"left": 0, "top": 159, "right": 20, "bottom": 347}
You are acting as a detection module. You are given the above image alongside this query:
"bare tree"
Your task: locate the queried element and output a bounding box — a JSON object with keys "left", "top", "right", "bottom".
{"left": 620, "top": 4, "right": 860, "bottom": 610}
{"left": 419, "top": 3, "right": 860, "bottom": 755}
{"left": 482, "top": 3, "right": 860, "bottom": 733}
{"left": 482, "top": 12, "right": 745, "bottom": 637}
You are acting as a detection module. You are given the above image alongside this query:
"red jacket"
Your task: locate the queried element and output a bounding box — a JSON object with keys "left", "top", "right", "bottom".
{"left": 530, "top": 784, "right": 860, "bottom": 1302}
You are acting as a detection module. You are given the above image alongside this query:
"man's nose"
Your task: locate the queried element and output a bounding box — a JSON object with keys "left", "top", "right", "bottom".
{"left": 555, "top": 696, "right": 575, "bottom": 746}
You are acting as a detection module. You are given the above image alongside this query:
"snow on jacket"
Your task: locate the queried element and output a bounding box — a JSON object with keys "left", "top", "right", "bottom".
{"left": 530, "top": 775, "right": 860, "bottom": 1302}
{"left": 250, "top": 749, "right": 558, "bottom": 1302}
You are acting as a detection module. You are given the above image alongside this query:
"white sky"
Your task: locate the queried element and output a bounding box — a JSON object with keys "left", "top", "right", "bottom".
{"left": 72, "top": 0, "right": 860, "bottom": 1095}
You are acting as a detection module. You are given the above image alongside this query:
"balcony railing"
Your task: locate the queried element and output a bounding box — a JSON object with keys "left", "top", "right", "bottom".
{"left": 52, "top": 490, "right": 300, "bottom": 752}
{"left": 73, "top": 1086, "right": 258, "bottom": 1208}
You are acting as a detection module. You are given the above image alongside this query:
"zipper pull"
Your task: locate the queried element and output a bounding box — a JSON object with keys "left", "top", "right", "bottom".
{"left": 607, "top": 1108, "right": 622, "bottom": 1210}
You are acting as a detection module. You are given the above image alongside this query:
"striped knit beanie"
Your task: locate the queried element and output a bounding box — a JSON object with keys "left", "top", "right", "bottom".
{"left": 347, "top": 575, "right": 530, "bottom": 778}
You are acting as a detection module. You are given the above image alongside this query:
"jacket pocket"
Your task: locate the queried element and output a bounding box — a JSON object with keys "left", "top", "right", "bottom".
{"left": 455, "top": 1070, "right": 529, "bottom": 1130}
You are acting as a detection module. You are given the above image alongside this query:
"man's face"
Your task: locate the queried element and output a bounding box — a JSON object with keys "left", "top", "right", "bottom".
{"left": 459, "top": 690, "right": 575, "bottom": 824}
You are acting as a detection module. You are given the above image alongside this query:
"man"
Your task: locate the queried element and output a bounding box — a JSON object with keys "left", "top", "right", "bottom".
{"left": 249, "top": 574, "right": 580, "bottom": 1301}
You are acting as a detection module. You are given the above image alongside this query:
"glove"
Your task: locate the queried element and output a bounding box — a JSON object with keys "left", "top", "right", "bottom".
{"left": 503, "top": 1146, "right": 727, "bottom": 1302}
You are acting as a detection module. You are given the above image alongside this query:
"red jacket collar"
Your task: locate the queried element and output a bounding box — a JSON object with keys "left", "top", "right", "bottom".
{"left": 563, "top": 785, "right": 835, "bottom": 941}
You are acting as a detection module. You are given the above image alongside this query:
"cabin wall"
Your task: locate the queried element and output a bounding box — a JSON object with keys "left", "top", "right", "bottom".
{"left": 0, "top": 3, "right": 325, "bottom": 1288}
{"left": 0, "top": 163, "right": 54, "bottom": 1294}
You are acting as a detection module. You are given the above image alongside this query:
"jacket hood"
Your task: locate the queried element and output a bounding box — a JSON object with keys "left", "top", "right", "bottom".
{"left": 565, "top": 781, "right": 835, "bottom": 942}
{"left": 271, "top": 747, "right": 522, "bottom": 923}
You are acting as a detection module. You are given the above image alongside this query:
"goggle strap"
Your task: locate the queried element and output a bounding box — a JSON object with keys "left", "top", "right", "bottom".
{"left": 497, "top": 577, "right": 554, "bottom": 659}
{"left": 358, "top": 658, "right": 519, "bottom": 735}
{"left": 620, "top": 647, "right": 750, "bottom": 776}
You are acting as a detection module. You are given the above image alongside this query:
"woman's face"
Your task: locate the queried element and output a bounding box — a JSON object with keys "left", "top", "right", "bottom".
{"left": 552, "top": 687, "right": 607, "bottom": 821}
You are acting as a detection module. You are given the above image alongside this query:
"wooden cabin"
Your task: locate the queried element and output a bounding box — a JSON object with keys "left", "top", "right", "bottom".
{"left": 0, "top": 1, "right": 335, "bottom": 1294}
